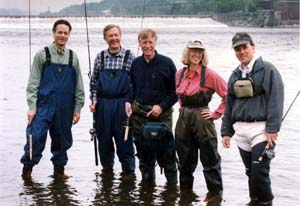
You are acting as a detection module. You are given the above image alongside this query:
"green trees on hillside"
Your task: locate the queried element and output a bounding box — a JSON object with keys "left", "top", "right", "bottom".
{"left": 48, "top": 0, "right": 258, "bottom": 16}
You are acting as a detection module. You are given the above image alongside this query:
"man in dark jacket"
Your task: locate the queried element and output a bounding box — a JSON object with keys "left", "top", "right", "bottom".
{"left": 221, "top": 32, "right": 284, "bottom": 206}
{"left": 125, "top": 28, "right": 178, "bottom": 185}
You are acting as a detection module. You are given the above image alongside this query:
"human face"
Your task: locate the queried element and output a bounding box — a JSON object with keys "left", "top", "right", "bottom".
{"left": 188, "top": 48, "right": 203, "bottom": 67}
{"left": 104, "top": 27, "right": 121, "bottom": 52}
{"left": 53, "top": 24, "right": 70, "bottom": 49}
{"left": 139, "top": 35, "right": 156, "bottom": 61}
{"left": 234, "top": 43, "right": 255, "bottom": 67}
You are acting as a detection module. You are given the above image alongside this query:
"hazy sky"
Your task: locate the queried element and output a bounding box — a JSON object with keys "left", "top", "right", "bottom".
{"left": 0, "top": 0, "right": 100, "bottom": 12}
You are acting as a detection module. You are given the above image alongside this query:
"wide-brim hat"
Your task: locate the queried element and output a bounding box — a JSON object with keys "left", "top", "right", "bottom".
{"left": 186, "top": 40, "right": 205, "bottom": 50}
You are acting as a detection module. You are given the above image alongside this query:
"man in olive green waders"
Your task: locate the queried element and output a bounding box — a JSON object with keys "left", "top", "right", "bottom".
{"left": 125, "top": 29, "right": 178, "bottom": 185}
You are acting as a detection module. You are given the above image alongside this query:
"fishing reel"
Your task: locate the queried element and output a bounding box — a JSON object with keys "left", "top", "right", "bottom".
{"left": 259, "top": 147, "right": 275, "bottom": 161}
{"left": 89, "top": 128, "right": 97, "bottom": 141}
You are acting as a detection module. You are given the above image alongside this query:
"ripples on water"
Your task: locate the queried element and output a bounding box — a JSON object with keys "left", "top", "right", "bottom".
{"left": 0, "top": 17, "right": 299, "bottom": 206}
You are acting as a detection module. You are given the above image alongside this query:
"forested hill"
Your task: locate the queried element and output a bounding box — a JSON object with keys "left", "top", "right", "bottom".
{"left": 40, "top": 0, "right": 257, "bottom": 16}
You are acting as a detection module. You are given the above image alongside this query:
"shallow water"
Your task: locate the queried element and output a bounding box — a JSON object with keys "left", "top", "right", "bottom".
{"left": 0, "top": 17, "right": 299, "bottom": 206}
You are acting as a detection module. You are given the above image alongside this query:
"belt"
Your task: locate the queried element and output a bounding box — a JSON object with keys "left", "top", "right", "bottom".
{"left": 238, "top": 119, "right": 264, "bottom": 123}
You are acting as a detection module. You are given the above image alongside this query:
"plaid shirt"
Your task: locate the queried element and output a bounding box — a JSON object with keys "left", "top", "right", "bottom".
{"left": 90, "top": 48, "right": 135, "bottom": 101}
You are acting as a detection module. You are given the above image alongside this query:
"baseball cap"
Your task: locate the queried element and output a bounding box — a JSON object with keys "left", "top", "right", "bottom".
{"left": 232, "top": 32, "right": 254, "bottom": 48}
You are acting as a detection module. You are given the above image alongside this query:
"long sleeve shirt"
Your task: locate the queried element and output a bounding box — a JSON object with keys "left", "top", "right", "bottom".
{"left": 89, "top": 48, "right": 135, "bottom": 102}
{"left": 26, "top": 43, "right": 85, "bottom": 113}
{"left": 176, "top": 65, "right": 227, "bottom": 120}
{"left": 130, "top": 52, "right": 178, "bottom": 111}
{"left": 221, "top": 57, "right": 284, "bottom": 137}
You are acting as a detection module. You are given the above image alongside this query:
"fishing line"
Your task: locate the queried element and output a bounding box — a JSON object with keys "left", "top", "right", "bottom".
{"left": 137, "top": 0, "right": 146, "bottom": 56}
{"left": 28, "top": 0, "right": 32, "bottom": 72}
{"left": 84, "top": 0, "right": 92, "bottom": 79}
{"left": 28, "top": 0, "right": 33, "bottom": 160}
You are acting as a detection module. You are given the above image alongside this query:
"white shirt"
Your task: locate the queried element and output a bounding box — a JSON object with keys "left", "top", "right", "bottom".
{"left": 238, "top": 57, "right": 256, "bottom": 78}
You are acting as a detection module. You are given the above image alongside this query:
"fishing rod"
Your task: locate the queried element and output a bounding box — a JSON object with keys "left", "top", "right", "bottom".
{"left": 282, "top": 90, "right": 300, "bottom": 122}
{"left": 84, "top": 0, "right": 99, "bottom": 166}
{"left": 259, "top": 90, "right": 300, "bottom": 162}
{"left": 136, "top": 0, "right": 146, "bottom": 56}
{"left": 84, "top": 0, "right": 92, "bottom": 79}
{"left": 28, "top": 0, "right": 33, "bottom": 161}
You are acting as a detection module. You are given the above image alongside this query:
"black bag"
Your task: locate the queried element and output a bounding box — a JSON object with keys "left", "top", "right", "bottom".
{"left": 140, "top": 122, "right": 175, "bottom": 153}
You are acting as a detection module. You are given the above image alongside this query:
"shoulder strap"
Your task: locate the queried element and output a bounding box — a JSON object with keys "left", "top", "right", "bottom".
{"left": 122, "top": 50, "right": 131, "bottom": 71}
{"left": 100, "top": 50, "right": 105, "bottom": 71}
{"left": 200, "top": 65, "right": 206, "bottom": 87}
{"left": 178, "top": 67, "right": 187, "bottom": 86}
{"left": 69, "top": 49, "right": 73, "bottom": 67}
{"left": 44, "top": 47, "right": 51, "bottom": 65}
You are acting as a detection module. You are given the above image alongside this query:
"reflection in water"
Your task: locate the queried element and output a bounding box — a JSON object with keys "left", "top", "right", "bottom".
{"left": 92, "top": 171, "right": 140, "bottom": 205}
{"left": 92, "top": 171, "right": 116, "bottom": 205}
{"left": 20, "top": 178, "right": 80, "bottom": 206}
{"left": 178, "top": 190, "right": 200, "bottom": 206}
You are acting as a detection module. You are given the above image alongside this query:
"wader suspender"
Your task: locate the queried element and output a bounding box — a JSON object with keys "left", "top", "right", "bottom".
{"left": 100, "top": 50, "right": 131, "bottom": 71}
{"left": 178, "top": 66, "right": 206, "bottom": 87}
{"left": 44, "top": 47, "right": 73, "bottom": 67}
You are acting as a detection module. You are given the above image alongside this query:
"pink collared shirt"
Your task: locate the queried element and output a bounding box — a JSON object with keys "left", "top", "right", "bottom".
{"left": 176, "top": 65, "right": 228, "bottom": 120}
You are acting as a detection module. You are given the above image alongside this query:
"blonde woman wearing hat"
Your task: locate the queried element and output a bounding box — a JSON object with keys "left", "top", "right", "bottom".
{"left": 175, "top": 40, "right": 227, "bottom": 203}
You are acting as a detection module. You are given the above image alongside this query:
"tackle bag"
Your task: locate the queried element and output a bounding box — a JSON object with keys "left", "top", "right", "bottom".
{"left": 140, "top": 122, "right": 175, "bottom": 153}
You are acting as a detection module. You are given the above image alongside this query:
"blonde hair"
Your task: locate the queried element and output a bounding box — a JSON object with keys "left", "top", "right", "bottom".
{"left": 181, "top": 48, "right": 209, "bottom": 66}
{"left": 138, "top": 28, "right": 157, "bottom": 42}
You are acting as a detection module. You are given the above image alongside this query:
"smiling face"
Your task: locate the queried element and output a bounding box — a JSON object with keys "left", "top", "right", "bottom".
{"left": 234, "top": 43, "right": 255, "bottom": 67}
{"left": 104, "top": 26, "right": 121, "bottom": 53}
{"left": 139, "top": 35, "right": 156, "bottom": 61}
{"left": 53, "top": 24, "right": 70, "bottom": 49}
{"left": 188, "top": 48, "right": 203, "bottom": 66}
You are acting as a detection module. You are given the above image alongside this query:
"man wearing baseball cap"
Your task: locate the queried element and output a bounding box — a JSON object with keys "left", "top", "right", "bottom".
{"left": 221, "top": 32, "right": 284, "bottom": 206}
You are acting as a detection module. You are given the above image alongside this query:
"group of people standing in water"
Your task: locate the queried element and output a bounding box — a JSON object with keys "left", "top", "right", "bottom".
{"left": 20, "top": 19, "right": 284, "bottom": 206}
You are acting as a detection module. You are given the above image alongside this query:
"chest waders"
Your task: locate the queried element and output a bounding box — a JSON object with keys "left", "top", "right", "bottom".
{"left": 95, "top": 50, "right": 135, "bottom": 173}
{"left": 175, "top": 66, "right": 223, "bottom": 194}
{"left": 21, "top": 47, "right": 76, "bottom": 167}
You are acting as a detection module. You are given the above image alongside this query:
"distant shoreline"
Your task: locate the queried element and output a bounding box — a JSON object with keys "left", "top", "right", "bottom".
{"left": 0, "top": 14, "right": 212, "bottom": 19}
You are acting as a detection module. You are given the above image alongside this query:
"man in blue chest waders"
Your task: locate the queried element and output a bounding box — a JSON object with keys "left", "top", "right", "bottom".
{"left": 89, "top": 24, "right": 136, "bottom": 178}
{"left": 21, "top": 19, "right": 85, "bottom": 180}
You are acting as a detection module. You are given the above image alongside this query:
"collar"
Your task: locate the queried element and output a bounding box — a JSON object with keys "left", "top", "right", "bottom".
{"left": 105, "top": 47, "right": 124, "bottom": 58}
{"left": 51, "top": 43, "right": 65, "bottom": 55}
{"left": 238, "top": 56, "right": 256, "bottom": 73}
{"left": 143, "top": 50, "right": 157, "bottom": 63}
{"left": 186, "top": 65, "right": 201, "bottom": 76}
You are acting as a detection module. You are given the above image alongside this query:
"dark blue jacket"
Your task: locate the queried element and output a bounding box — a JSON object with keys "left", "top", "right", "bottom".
{"left": 221, "top": 57, "right": 284, "bottom": 137}
{"left": 130, "top": 52, "right": 178, "bottom": 111}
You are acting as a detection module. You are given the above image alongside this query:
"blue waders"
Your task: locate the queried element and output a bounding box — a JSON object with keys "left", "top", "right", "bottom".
{"left": 21, "top": 47, "right": 76, "bottom": 168}
{"left": 96, "top": 50, "right": 135, "bottom": 173}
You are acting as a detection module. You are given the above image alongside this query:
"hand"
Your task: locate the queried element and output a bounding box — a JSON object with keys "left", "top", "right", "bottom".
{"left": 27, "top": 109, "right": 36, "bottom": 125}
{"left": 146, "top": 105, "right": 163, "bottom": 117}
{"left": 73, "top": 112, "right": 80, "bottom": 124}
{"left": 125, "top": 102, "right": 132, "bottom": 117}
{"left": 89, "top": 101, "right": 97, "bottom": 112}
{"left": 222, "top": 136, "right": 231, "bottom": 148}
{"left": 201, "top": 109, "right": 213, "bottom": 120}
{"left": 265, "top": 132, "right": 278, "bottom": 147}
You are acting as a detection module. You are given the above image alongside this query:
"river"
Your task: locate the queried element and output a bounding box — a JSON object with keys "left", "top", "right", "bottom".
{"left": 0, "top": 17, "right": 299, "bottom": 206}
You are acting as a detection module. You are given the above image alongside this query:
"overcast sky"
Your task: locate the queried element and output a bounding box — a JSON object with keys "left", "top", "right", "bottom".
{"left": 0, "top": 0, "right": 100, "bottom": 12}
